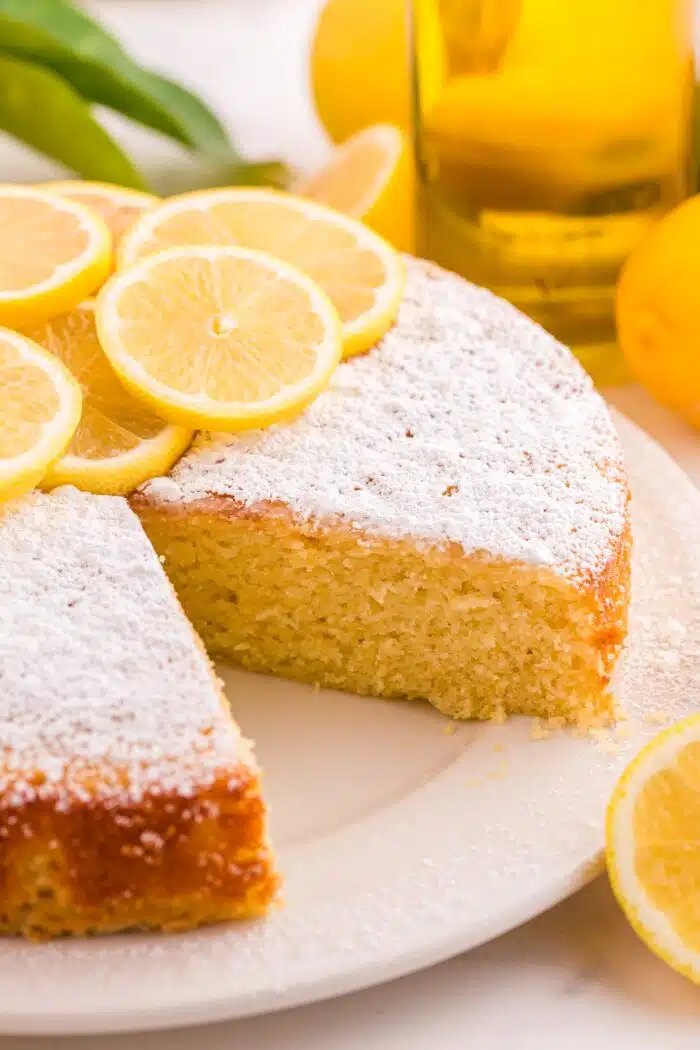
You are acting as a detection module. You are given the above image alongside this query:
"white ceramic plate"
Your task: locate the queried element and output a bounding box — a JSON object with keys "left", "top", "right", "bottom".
{"left": 1, "top": 412, "right": 699, "bottom": 1036}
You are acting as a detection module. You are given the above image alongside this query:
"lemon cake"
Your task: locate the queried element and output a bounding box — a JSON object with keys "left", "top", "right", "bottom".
{"left": 0, "top": 486, "right": 277, "bottom": 939}
{"left": 133, "top": 258, "right": 631, "bottom": 724}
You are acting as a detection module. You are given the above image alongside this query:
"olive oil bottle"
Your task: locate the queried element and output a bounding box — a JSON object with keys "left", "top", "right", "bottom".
{"left": 413, "top": 0, "right": 695, "bottom": 384}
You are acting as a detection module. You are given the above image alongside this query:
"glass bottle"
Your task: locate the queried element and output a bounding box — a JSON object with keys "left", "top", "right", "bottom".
{"left": 410, "top": 0, "right": 696, "bottom": 384}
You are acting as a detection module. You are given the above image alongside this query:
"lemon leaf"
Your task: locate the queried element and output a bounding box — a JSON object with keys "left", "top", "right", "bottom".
{"left": 154, "top": 158, "right": 292, "bottom": 197}
{"left": 0, "top": 0, "right": 232, "bottom": 155}
{"left": 133, "top": 70, "right": 234, "bottom": 159}
{"left": 0, "top": 54, "right": 148, "bottom": 188}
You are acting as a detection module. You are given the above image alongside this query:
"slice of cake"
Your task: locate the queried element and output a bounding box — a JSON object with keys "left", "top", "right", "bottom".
{"left": 0, "top": 486, "right": 277, "bottom": 939}
{"left": 133, "top": 258, "right": 631, "bottom": 724}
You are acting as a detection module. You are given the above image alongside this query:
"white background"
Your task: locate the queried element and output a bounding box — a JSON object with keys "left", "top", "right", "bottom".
{"left": 3, "top": 1, "right": 700, "bottom": 1046}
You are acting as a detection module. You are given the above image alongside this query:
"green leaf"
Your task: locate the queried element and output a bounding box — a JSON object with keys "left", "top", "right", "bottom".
{"left": 150, "top": 157, "right": 293, "bottom": 198}
{"left": 133, "top": 71, "right": 233, "bottom": 159}
{"left": 225, "top": 161, "right": 292, "bottom": 189}
{"left": 0, "top": 54, "right": 149, "bottom": 188}
{"left": 0, "top": 0, "right": 233, "bottom": 155}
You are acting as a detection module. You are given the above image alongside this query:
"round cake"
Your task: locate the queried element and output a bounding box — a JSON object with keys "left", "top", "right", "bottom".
{"left": 0, "top": 257, "right": 631, "bottom": 939}
{"left": 134, "top": 257, "right": 631, "bottom": 724}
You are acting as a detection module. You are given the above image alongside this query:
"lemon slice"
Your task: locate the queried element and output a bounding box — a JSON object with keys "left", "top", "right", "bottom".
{"left": 607, "top": 715, "right": 700, "bottom": 984}
{"left": 295, "top": 124, "right": 414, "bottom": 252}
{"left": 118, "top": 187, "right": 404, "bottom": 359}
{"left": 0, "top": 186, "right": 111, "bottom": 327}
{"left": 23, "top": 302, "right": 191, "bottom": 496}
{"left": 36, "top": 181, "right": 158, "bottom": 248}
{"left": 96, "top": 245, "right": 342, "bottom": 431}
{"left": 0, "top": 327, "right": 82, "bottom": 502}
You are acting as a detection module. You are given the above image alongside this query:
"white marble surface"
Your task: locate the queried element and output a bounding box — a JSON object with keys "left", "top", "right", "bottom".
{"left": 3, "top": 1, "right": 700, "bottom": 1045}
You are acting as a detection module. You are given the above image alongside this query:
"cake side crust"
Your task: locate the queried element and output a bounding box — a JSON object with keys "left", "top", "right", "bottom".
{"left": 0, "top": 761, "right": 277, "bottom": 939}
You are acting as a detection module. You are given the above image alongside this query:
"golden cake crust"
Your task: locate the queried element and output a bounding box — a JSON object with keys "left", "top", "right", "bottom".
{"left": 0, "top": 761, "right": 277, "bottom": 939}
{"left": 584, "top": 507, "right": 632, "bottom": 685}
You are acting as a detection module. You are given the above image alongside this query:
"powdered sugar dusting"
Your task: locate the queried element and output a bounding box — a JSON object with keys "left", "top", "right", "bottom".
{"left": 142, "top": 259, "right": 627, "bottom": 577}
{"left": 0, "top": 416, "right": 697, "bottom": 1027}
{"left": 0, "top": 487, "right": 241, "bottom": 808}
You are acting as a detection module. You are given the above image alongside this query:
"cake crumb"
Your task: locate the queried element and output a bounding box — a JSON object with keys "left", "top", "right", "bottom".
{"left": 644, "top": 709, "right": 673, "bottom": 725}
{"left": 530, "top": 719, "right": 551, "bottom": 741}
{"left": 574, "top": 708, "right": 613, "bottom": 734}
{"left": 589, "top": 728, "right": 620, "bottom": 755}
{"left": 530, "top": 715, "right": 571, "bottom": 741}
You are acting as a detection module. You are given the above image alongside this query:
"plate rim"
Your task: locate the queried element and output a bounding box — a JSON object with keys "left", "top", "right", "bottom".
{"left": 13, "top": 858, "right": 602, "bottom": 1036}
{"left": 1, "top": 408, "right": 698, "bottom": 1037}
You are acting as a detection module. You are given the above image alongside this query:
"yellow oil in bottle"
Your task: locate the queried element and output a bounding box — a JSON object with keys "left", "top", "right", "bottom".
{"left": 414, "top": 0, "right": 695, "bottom": 384}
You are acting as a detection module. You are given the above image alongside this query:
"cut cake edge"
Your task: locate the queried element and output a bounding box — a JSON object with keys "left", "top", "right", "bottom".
{"left": 0, "top": 488, "right": 278, "bottom": 939}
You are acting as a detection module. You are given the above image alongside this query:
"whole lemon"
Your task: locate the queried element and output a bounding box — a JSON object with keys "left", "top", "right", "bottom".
{"left": 617, "top": 195, "right": 700, "bottom": 428}
{"left": 310, "top": 0, "right": 444, "bottom": 144}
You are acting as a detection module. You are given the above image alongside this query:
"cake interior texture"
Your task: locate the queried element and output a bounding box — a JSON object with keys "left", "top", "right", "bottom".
{"left": 134, "top": 259, "right": 631, "bottom": 725}
{"left": 136, "top": 501, "right": 629, "bottom": 724}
